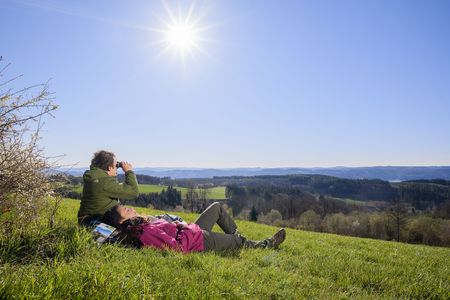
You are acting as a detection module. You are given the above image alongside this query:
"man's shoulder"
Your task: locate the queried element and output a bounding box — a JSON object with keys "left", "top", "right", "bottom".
{"left": 84, "top": 168, "right": 110, "bottom": 181}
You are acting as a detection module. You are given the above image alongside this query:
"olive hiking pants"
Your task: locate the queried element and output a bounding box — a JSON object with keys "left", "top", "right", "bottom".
{"left": 194, "top": 202, "right": 244, "bottom": 251}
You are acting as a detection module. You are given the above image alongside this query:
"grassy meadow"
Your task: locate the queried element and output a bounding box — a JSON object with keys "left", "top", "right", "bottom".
{"left": 73, "top": 184, "right": 226, "bottom": 200}
{"left": 1, "top": 198, "right": 449, "bottom": 299}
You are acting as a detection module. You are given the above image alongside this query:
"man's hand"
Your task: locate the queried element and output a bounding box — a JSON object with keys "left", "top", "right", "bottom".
{"left": 121, "top": 161, "right": 133, "bottom": 172}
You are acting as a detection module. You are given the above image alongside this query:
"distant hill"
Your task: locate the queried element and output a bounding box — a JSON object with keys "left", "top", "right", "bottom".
{"left": 60, "top": 166, "right": 450, "bottom": 181}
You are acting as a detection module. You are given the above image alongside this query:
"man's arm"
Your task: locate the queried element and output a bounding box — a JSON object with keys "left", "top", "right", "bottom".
{"left": 102, "top": 170, "right": 139, "bottom": 199}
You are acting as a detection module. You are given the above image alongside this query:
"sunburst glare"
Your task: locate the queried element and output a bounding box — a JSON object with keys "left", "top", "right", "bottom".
{"left": 151, "top": 1, "right": 211, "bottom": 64}
{"left": 166, "top": 21, "right": 198, "bottom": 53}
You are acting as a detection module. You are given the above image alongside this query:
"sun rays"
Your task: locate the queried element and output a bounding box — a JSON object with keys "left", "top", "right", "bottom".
{"left": 150, "top": 1, "right": 212, "bottom": 67}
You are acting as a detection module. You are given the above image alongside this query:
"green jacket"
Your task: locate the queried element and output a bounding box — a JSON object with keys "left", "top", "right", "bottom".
{"left": 78, "top": 167, "right": 139, "bottom": 218}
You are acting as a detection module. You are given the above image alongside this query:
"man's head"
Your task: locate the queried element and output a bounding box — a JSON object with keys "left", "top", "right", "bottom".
{"left": 90, "top": 150, "right": 117, "bottom": 176}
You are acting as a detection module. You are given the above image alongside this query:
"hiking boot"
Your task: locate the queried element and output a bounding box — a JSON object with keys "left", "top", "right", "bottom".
{"left": 254, "top": 228, "right": 286, "bottom": 249}
{"left": 241, "top": 228, "right": 286, "bottom": 249}
{"left": 265, "top": 228, "right": 286, "bottom": 249}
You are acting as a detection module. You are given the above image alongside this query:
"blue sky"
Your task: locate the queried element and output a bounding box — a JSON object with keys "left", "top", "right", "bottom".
{"left": 1, "top": 0, "right": 450, "bottom": 168}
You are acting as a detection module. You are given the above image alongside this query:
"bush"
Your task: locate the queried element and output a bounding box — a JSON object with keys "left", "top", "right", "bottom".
{"left": 368, "top": 213, "right": 388, "bottom": 240}
{"left": 298, "top": 210, "right": 322, "bottom": 231}
{"left": 407, "top": 216, "right": 443, "bottom": 246}
{"left": 0, "top": 58, "right": 58, "bottom": 235}
{"left": 173, "top": 205, "right": 185, "bottom": 212}
{"left": 235, "top": 208, "right": 251, "bottom": 221}
{"left": 258, "top": 209, "right": 282, "bottom": 225}
{"left": 54, "top": 186, "right": 81, "bottom": 199}
{"left": 349, "top": 212, "right": 370, "bottom": 237}
{"left": 440, "top": 220, "right": 450, "bottom": 246}
{"left": 322, "top": 213, "right": 352, "bottom": 235}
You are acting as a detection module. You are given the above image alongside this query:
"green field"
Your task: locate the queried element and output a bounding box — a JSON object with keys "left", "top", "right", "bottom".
{"left": 73, "top": 184, "right": 226, "bottom": 200}
{"left": 332, "top": 197, "right": 385, "bottom": 208}
{"left": 1, "top": 198, "right": 449, "bottom": 299}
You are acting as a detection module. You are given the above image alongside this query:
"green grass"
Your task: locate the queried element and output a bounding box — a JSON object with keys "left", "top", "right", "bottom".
{"left": 73, "top": 184, "right": 226, "bottom": 200}
{"left": 332, "top": 197, "right": 385, "bottom": 208}
{"left": 1, "top": 199, "right": 449, "bottom": 299}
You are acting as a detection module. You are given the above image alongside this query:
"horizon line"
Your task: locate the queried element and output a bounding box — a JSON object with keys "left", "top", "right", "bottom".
{"left": 59, "top": 165, "right": 450, "bottom": 170}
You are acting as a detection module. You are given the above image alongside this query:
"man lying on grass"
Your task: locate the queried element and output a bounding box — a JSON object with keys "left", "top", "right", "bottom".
{"left": 103, "top": 202, "right": 286, "bottom": 253}
{"left": 78, "top": 150, "right": 139, "bottom": 227}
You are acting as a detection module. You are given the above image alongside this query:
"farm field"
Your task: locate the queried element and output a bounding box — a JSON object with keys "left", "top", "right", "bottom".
{"left": 73, "top": 184, "right": 226, "bottom": 200}
{"left": 1, "top": 198, "right": 449, "bottom": 299}
{"left": 331, "top": 197, "right": 386, "bottom": 209}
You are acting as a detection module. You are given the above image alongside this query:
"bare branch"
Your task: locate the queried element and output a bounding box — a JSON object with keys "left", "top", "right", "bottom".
{"left": 0, "top": 58, "right": 59, "bottom": 234}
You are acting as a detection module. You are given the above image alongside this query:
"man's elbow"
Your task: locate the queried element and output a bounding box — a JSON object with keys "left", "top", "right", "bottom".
{"left": 121, "top": 188, "right": 139, "bottom": 199}
{"left": 127, "top": 181, "right": 139, "bottom": 197}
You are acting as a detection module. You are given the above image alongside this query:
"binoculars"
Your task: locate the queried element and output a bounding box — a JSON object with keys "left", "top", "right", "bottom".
{"left": 116, "top": 161, "right": 123, "bottom": 169}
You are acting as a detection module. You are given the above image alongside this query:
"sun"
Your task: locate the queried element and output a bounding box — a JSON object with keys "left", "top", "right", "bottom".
{"left": 166, "top": 21, "right": 199, "bottom": 55}
{"left": 152, "top": 1, "right": 209, "bottom": 62}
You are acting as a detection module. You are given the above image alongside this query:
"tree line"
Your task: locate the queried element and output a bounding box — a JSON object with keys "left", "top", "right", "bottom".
{"left": 58, "top": 178, "right": 213, "bottom": 213}
{"left": 126, "top": 186, "right": 182, "bottom": 210}
{"left": 67, "top": 173, "right": 450, "bottom": 217}
{"left": 225, "top": 184, "right": 450, "bottom": 247}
